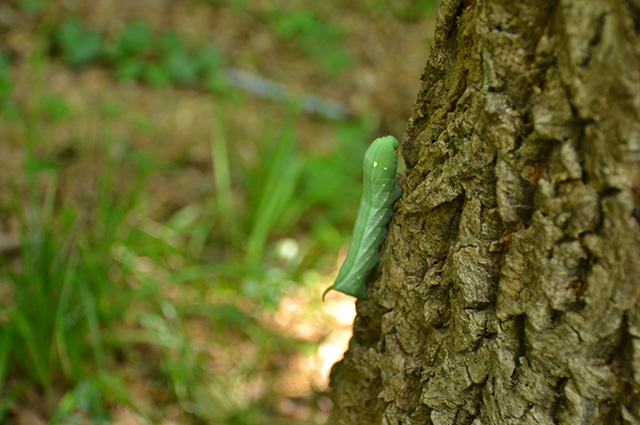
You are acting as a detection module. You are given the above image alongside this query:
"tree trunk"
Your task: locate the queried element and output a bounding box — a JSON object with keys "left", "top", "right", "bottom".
{"left": 328, "top": 0, "right": 640, "bottom": 424}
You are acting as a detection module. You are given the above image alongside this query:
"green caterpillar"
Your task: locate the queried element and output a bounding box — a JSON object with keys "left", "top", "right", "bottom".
{"left": 324, "top": 136, "right": 402, "bottom": 300}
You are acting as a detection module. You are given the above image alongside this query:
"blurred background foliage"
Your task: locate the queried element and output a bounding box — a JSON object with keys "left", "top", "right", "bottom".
{"left": 0, "top": 0, "right": 437, "bottom": 423}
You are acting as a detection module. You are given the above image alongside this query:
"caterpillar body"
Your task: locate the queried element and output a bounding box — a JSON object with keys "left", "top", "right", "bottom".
{"left": 324, "top": 136, "right": 401, "bottom": 300}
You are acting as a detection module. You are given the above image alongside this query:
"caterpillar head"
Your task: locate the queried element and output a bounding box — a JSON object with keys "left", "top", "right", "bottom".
{"left": 363, "top": 135, "right": 399, "bottom": 182}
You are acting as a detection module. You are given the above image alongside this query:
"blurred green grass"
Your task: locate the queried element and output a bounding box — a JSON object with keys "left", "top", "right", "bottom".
{"left": 0, "top": 0, "right": 437, "bottom": 423}
{"left": 0, "top": 54, "right": 369, "bottom": 424}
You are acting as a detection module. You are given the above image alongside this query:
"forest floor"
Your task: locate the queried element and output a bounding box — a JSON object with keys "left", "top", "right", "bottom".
{"left": 0, "top": 0, "right": 436, "bottom": 423}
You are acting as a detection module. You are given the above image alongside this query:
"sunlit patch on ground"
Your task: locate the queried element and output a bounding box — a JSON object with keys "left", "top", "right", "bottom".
{"left": 266, "top": 281, "right": 357, "bottom": 388}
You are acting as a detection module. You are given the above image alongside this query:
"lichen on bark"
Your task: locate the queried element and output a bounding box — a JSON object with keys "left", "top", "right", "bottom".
{"left": 328, "top": 0, "right": 640, "bottom": 424}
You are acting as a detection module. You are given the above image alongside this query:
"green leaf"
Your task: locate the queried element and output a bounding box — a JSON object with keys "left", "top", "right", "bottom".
{"left": 143, "top": 63, "right": 172, "bottom": 87}
{"left": 54, "top": 19, "right": 103, "bottom": 67}
{"left": 163, "top": 49, "right": 199, "bottom": 85}
{"left": 194, "top": 45, "right": 224, "bottom": 76}
{"left": 114, "top": 57, "right": 145, "bottom": 80}
{"left": 116, "top": 21, "right": 152, "bottom": 56}
{"left": 17, "top": 0, "right": 46, "bottom": 14}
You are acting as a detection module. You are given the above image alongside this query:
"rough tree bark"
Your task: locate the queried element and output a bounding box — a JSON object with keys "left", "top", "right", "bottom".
{"left": 328, "top": 0, "right": 640, "bottom": 424}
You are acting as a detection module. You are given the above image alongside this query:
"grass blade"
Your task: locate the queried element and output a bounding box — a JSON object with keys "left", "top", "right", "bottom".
{"left": 211, "top": 105, "right": 234, "bottom": 230}
{"left": 245, "top": 121, "right": 301, "bottom": 267}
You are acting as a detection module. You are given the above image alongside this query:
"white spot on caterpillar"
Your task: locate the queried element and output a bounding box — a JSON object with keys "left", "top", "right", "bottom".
{"left": 372, "top": 161, "right": 378, "bottom": 168}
